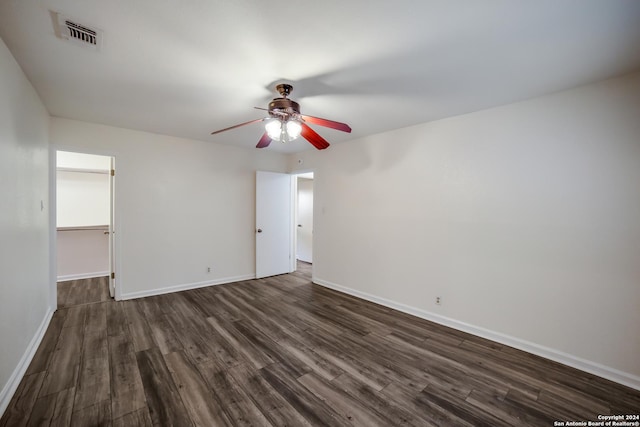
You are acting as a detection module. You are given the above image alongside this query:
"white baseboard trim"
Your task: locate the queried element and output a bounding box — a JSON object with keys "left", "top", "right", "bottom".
{"left": 313, "top": 277, "right": 640, "bottom": 392}
{"left": 119, "top": 274, "right": 256, "bottom": 300}
{"left": 0, "top": 307, "right": 54, "bottom": 417}
{"left": 57, "top": 271, "right": 110, "bottom": 282}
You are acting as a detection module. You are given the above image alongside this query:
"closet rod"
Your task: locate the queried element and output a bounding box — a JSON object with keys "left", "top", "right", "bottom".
{"left": 57, "top": 226, "right": 109, "bottom": 231}
{"left": 57, "top": 167, "right": 110, "bottom": 175}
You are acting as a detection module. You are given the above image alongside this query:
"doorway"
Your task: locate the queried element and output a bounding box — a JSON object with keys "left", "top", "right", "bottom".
{"left": 254, "top": 171, "right": 315, "bottom": 280}
{"left": 56, "top": 151, "right": 115, "bottom": 306}
{"left": 295, "top": 172, "right": 314, "bottom": 264}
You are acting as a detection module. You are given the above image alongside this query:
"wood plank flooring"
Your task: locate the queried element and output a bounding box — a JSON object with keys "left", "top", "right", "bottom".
{"left": 3, "top": 262, "right": 639, "bottom": 426}
{"left": 57, "top": 276, "right": 110, "bottom": 308}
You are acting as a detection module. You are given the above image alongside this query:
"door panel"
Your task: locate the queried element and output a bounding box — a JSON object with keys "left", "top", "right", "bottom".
{"left": 256, "top": 171, "right": 292, "bottom": 278}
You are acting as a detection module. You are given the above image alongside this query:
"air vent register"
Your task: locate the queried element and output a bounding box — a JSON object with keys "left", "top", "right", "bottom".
{"left": 53, "top": 12, "right": 102, "bottom": 50}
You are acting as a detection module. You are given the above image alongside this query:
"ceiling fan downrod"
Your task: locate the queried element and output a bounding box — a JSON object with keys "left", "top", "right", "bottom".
{"left": 276, "top": 83, "right": 293, "bottom": 98}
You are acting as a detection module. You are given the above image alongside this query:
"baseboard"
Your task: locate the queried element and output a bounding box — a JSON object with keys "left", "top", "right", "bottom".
{"left": 119, "top": 274, "right": 255, "bottom": 300}
{"left": 0, "top": 307, "right": 54, "bottom": 417}
{"left": 313, "top": 277, "right": 640, "bottom": 392}
{"left": 57, "top": 271, "right": 110, "bottom": 282}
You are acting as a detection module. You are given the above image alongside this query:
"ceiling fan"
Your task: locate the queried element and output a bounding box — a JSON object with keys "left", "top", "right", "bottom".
{"left": 211, "top": 84, "right": 351, "bottom": 150}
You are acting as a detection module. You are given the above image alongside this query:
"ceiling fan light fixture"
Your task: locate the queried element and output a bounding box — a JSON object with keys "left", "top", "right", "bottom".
{"left": 265, "top": 118, "right": 302, "bottom": 142}
{"left": 265, "top": 119, "right": 282, "bottom": 140}
{"left": 286, "top": 120, "right": 302, "bottom": 139}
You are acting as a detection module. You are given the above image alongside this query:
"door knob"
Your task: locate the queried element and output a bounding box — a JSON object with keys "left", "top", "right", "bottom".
{"left": 257, "top": 228, "right": 263, "bottom": 233}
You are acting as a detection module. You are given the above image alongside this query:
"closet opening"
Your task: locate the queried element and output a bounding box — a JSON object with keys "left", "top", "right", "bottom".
{"left": 56, "top": 151, "right": 115, "bottom": 306}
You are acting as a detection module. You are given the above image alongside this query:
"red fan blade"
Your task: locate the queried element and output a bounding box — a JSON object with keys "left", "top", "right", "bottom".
{"left": 301, "top": 115, "right": 351, "bottom": 133}
{"left": 256, "top": 132, "right": 272, "bottom": 148}
{"left": 211, "top": 118, "right": 264, "bottom": 135}
{"left": 301, "top": 123, "right": 330, "bottom": 150}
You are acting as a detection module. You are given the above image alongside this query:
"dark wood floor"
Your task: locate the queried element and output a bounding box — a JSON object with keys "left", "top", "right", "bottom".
{"left": 57, "top": 276, "right": 110, "bottom": 308}
{"left": 2, "top": 262, "right": 639, "bottom": 426}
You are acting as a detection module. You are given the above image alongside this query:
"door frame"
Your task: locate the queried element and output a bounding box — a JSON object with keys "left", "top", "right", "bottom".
{"left": 50, "top": 147, "right": 121, "bottom": 306}
{"left": 255, "top": 170, "right": 315, "bottom": 279}
{"left": 290, "top": 170, "right": 315, "bottom": 273}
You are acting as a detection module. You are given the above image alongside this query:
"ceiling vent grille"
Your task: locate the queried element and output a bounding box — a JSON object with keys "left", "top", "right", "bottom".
{"left": 53, "top": 12, "right": 102, "bottom": 50}
{"left": 65, "top": 21, "right": 97, "bottom": 45}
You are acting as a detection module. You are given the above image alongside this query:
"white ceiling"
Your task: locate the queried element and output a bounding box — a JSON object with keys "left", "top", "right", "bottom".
{"left": 1, "top": 1, "right": 640, "bottom": 153}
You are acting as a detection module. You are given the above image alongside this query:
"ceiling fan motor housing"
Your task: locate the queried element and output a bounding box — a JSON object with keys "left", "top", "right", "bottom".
{"left": 268, "top": 98, "right": 300, "bottom": 117}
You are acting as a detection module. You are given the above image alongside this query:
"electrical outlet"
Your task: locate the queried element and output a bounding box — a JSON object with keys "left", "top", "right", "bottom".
{"left": 436, "top": 296, "right": 441, "bottom": 305}
{"left": 207, "top": 267, "right": 211, "bottom": 273}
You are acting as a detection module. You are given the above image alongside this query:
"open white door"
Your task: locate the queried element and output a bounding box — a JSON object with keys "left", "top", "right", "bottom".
{"left": 256, "top": 171, "right": 293, "bottom": 278}
{"left": 108, "top": 157, "right": 115, "bottom": 298}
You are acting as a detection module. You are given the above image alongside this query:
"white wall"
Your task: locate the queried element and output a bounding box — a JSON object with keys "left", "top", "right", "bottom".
{"left": 56, "top": 170, "right": 110, "bottom": 227}
{"left": 296, "top": 178, "right": 313, "bottom": 263}
{"left": 289, "top": 72, "right": 640, "bottom": 388}
{"left": 0, "top": 38, "right": 51, "bottom": 413}
{"left": 50, "top": 118, "right": 288, "bottom": 299}
{"left": 56, "top": 229, "right": 109, "bottom": 280}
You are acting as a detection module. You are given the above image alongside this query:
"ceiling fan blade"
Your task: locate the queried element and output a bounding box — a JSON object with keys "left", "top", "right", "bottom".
{"left": 301, "top": 115, "right": 351, "bottom": 133}
{"left": 301, "top": 123, "right": 330, "bottom": 150}
{"left": 211, "top": 118, "right": 264, "bottom": 135}
{"left": 256, "top": 132, "right": 272, "bottom": 149}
